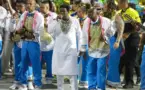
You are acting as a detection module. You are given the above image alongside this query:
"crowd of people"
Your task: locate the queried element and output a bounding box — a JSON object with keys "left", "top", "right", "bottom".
{"left": 0, "top": 0, "right": 145, "bottom": 90}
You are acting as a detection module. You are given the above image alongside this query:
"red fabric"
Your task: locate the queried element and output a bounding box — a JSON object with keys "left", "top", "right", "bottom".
{"left": 121, "top": 49, "right": 126, "bottom": 56}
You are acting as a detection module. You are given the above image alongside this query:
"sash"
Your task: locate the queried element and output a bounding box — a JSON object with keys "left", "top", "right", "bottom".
{"left": 21, "top": 11, "right": 39, "bottom": 30}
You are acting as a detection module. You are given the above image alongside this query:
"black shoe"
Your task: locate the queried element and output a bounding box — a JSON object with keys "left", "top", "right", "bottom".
{"left": 123, "top": 84, "right": 133, "bottom": 89}
{"left": 136, "top": 77, "right": 141, "bottom": 85}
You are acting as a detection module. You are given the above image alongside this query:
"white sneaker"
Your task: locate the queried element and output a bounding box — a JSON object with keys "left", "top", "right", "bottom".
{"left": 34, "top": 86, "right": 41, "bottom": 90}
{"left": 28, "top": 81, "right": 34, "bottom": 90}
{"left": 79, "top": 81, "right": 88, "bottom": 88}
{"left": 9, "top": 83, "right": 19, "bottom": 90}
{"left": 18, "top": 84, "right": 28, "bottom": 90}
{"left": 46, "top": 78, "right": 52, "bottom": 84}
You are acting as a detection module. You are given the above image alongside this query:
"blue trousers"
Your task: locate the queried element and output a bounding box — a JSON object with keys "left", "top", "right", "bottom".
{"left": 78, "top": 53, "right": 89, "bottom": 82}
{"left": 41, "top": 50, "right": 53, "bottom": 78}
{"left": 77, "top": 44, "right": 89, "bottom": 82}
{"left": 14, "top": 43, "right": 33, "bottom": 81}
{"left": 20, "top": 41, "right": 42, "bottom": 86}
{"left": 88, "top": 56, "right": 107, "bottom": 90}
{"left": 141, "top": 46, "right": 145, "bottom": 90}
{"left": 107, "top": 36, "right": 122, "bottom": 85}
{"left": 0, "top": 41, "right": 2, "bottom": 79}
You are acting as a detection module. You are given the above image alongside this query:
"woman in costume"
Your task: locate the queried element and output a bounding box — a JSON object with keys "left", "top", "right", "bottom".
{"left": 104, "top": 0, "right": 124, "bottom": 88}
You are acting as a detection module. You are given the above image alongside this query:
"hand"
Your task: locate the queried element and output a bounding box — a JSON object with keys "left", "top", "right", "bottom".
{"left": 79, "top": 51, "right": 87, "bottom": 60}
{"left": 123, "top": 33, "right": 130, "bottom": 39}
{"left": 12, "top": 34, "right": 21, "bottom": 42}
{"left": 114, "top": 42, "right": 119, "bottom": 49}
{"left": 6, "top": 0, "right": 9, "bottom": 2}
{"left": 25, "top": 32, "right": 35, "bottom": 39}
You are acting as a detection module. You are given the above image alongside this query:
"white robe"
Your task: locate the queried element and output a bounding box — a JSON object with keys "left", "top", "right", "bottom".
{"left": 52, "top": 17, "right": 85, "bottom": 75}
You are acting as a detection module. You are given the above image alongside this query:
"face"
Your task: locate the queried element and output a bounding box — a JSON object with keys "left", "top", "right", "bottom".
{"left": 118, "top": 0, "right": 125, "bottom": 9}
{"left": 88, "top": 9, "right": 98, "bottom": 22}
{"left": 77, "top": 8, "right": 84, "bottom": 18}
{"left": 19, "top": 4, "right": 25, "bottom": 13}
{"left": 59, "top": 8, "right": 69, "bottom": 20}
{"left": 26, "top": 0, "right": 36, "bottom": 12}
{"left": 103, "top": 3, "right": 107, "bottom": 12}
{"left": 16, "top": 3, "right": 25, "bottom": 13}
{"left": 40, "top": 4, "right": 49, "bottom": 14}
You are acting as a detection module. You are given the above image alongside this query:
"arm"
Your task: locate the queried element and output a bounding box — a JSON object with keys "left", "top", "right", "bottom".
{"left": 6, "top": 0, "right": 15, "bottom": 15}
{"left": 115, "top": 14, "right": 124, "bottom": 43}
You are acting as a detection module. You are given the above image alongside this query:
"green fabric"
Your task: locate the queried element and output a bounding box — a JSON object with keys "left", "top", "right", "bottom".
{"left": 98, "top": 0, "right": 107, "bottom": 4}
{"left": 89, "top": 22, "right": 109, "bottom": 51}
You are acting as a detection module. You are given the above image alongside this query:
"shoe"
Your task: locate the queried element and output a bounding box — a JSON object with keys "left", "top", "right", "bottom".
{"left": 46, "top": 78, "right": 52, "bottom": 84}
{"left": 34, "top": 86, "right": 42, "bottom": 90}
{"left": 121, "top": 79, "right": 126, "bottom": 85}
{"left": 64, "top": 78, "right": 70, "bottom": 83}
{"left": 28, "top": 81, "right": 34, "bottom": 90}
{"left": 52, "top": 76, "right": 57, "bottom": 83}
{"left": 79, "top": 81, "right": 88, "bottom": 88}
{"left": 18, "top": 84, "right": 28, "bottom": 90}
{"left": 9, "top": 82, "right": 20, "bottom": 90}
{"left": 136, "top": 77, "right": 141, "bottom": 85}
{"left": 123, "top": 84, "right": 133, "bottom": 89}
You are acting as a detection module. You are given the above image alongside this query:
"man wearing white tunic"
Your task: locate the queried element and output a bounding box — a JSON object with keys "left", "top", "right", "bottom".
{"left": 52, "top": 4, "right": 86, "bottom": 90}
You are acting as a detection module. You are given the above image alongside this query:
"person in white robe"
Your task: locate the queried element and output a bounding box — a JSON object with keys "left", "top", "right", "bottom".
{"left": 52, "top": 4, "right": 86, "bottom": 90}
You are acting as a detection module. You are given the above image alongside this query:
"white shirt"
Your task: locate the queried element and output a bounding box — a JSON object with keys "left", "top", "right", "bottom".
{"left": 0, "top": 6, "right": 7, "bottom": 28}
{"left": 40, "top": 12, "right": 57, "bottom": 51}
{"left": 5, "top": 10, "right": 15, "bottom": 32}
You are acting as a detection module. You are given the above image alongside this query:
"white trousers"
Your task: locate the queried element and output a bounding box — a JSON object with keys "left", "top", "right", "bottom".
{"left": 57, "top": 75, "right": 78, "bottom": 90}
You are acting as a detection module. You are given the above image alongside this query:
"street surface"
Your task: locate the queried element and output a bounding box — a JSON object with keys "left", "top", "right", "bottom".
{"left": 0, "top": 71, "right": 140, "bottom": 90}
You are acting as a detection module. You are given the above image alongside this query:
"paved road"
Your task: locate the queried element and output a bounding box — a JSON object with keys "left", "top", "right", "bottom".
{"left": 0, "top": 75, "right": 140, "bottom": 90}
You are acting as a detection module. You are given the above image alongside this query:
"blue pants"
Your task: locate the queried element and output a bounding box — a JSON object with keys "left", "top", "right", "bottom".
{"left": 14, "top": 43, "right": 33, "bottom": 81}
{"left": 78, "top": 53, "right": 89, "bottom": 82}
{"left": 41, "top": 50, "right": 53, "bottom": 78}
{"left": 107, "top": 36, "right": 122, "bottom": 85}
{"left": 88, "top": 56, "right": 107, "bottom": 90}
{"left": 0, "top": 41, "right": 2, "bottom": 79}
{"left": 20, "top": 41, "right": 42, "bottom": 86}
{"left": 141, "top": 46, "right": 145, "bottom": 90}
